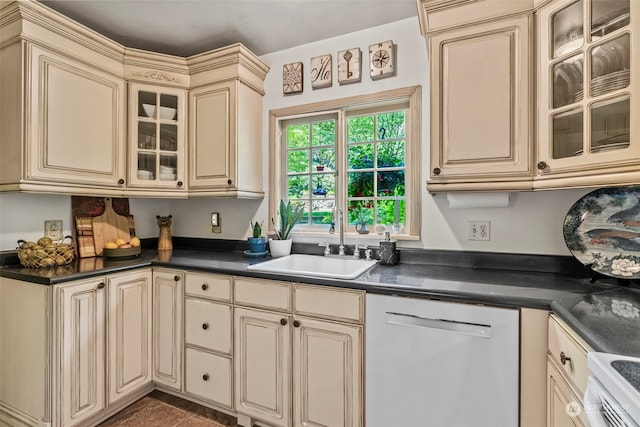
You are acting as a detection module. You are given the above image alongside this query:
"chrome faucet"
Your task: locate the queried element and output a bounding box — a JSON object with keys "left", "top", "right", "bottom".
{"left": 329, "top": 207, "right": 346, "bottom": 256}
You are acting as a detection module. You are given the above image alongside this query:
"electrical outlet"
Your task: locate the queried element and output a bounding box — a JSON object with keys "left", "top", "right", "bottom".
{"left": 211, "top": 212, "right": 221, "bottom": 233}
{"left": 44, "top": 220, "right": 63, "bottom": 241}
{"left": 468, "top": 221, "right": 490, "bottom": 241}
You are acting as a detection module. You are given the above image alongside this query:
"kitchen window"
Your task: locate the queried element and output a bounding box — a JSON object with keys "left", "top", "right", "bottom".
{"left": 268, "top": 86, "right": 421, "bottom": 239}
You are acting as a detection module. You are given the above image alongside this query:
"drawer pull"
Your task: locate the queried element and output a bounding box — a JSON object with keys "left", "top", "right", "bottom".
{"left": 174, "top": 275, "right": 180, "bottom": 282}
{"left": 280, "top": 318, "right": 287, "bottom": 326}
{"left": 201, "top": 283, "right": 209, "bottom": 291}
{"left": 293, "top": 320, "right": 301, "bottom": 328}
{"left": 97, "top": 282, "right": 105, "bottom": 290}
{"left": 202, "top": 374, "right": 209, "bottom": 381}
{"left": 202, "top": 323, "right": 209, "bottom": 330}
{"left": 560, "top": 351, "right": 571, "bottom": 366}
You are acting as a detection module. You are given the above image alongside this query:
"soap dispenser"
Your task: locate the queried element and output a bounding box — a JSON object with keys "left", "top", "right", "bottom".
{"left": 379, "top": 231, "right": 399, "bottom": 265}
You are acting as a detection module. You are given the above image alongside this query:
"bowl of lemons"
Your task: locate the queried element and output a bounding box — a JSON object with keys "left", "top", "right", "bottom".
{"left": 103, "top": 237, "right": 142, "bottom": 258}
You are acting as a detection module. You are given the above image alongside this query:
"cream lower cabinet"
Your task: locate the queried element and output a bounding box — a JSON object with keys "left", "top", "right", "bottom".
{"left": 234, "top": 278, "right": 364, "bottom": 427}
{"left": 547, "top": 315, "right": 591, "bottom": 427}
{"left": 152, "top": 270, "right": 184, "bottom": 391}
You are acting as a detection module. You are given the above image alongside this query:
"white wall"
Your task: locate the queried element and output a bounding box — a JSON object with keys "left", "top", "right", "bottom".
{"left": 0, "top": 16, "right": 595, "bottom": 255}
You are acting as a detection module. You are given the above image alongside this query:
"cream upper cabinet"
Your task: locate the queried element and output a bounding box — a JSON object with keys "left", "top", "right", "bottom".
{"left": 426, "top": 14, "right": 533, "bottom": 192}
{"left": 127, "top": 83, "right": 187, "bottom": 194}
{"left": 535, "top": 0, "right": 639, "bottom": 189}
{"left": 0, "top": 3, "right": 127, "bottom": 194}
{"left": 106, "top": 270, "right": 152, "bottom": 405}
{"left": 188, "top": 45, "right": 270, "bottom": 199}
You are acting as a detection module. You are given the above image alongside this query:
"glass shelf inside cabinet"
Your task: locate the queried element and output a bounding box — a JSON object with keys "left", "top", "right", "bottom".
{"left": 591, "top": 0, "right": 630, "bottom": 40}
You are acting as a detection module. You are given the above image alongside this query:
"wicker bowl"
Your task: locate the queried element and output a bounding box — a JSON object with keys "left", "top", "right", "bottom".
{"left": 17, "top": 236, "right": 76, "bottom": 268}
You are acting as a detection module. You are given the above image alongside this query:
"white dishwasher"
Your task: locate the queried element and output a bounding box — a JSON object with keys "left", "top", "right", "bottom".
{"left": 366, "top": 294, "right": 519, "bottom": 427}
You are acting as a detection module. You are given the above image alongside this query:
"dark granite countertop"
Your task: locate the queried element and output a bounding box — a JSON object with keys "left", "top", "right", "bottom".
{"left": 4, "top": 247, "right": 638, "bottom": 357}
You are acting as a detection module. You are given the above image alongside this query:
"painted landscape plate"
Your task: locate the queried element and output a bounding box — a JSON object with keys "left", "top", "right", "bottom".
{"left": 564, "top": 186, "right": 640, "bottom": 279}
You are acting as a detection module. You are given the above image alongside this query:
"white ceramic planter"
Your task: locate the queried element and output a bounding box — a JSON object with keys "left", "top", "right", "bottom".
{"left": 269, "top": 239, "right": 292, "bottom": 258}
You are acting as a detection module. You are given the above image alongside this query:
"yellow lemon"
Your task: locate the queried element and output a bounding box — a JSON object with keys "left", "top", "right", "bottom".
{"left": 115, "top": 238, "right": 126, "bottom": 246}
{"left": 104, "top": 241, "right": 118, "bottom": 249}
{"left": 129, "top": 237, "right": 141, "bottom": 247}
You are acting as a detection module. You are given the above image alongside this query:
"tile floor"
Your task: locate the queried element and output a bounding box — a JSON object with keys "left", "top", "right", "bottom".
{"left": 98, "top": 391, "right": 241, "bottom": 426}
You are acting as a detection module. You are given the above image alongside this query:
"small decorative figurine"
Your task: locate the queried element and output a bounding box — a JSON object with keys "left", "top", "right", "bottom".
{"left": 156, "top": 215, "right": 173, "bottom": 250}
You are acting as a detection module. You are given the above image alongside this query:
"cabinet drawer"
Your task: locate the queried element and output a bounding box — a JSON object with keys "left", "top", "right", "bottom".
{"left": 185, "top": 298, "right": 232, "bottom": 355}
{"left": 293, "top": 284, "right": 364, "bottom": 323}
{"left": 234, "top": 277, "right": 291, "bottom": 312}
{"left": 185, "top": 347, "right": 233, "bottom": 409}
{"left": 185, "top": 272, "right": 232, "bottom": 302}
{"left": 548, "top": 315, "right": 592, "bottom": 396}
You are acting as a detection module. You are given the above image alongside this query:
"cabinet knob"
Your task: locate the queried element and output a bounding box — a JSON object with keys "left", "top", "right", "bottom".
{"left": 293, "top": 320, "right": 301, "bottom": 328}
{"left": 202, "top": 323, "right": 209, "bottom": 330}
{"left": 118, "top": 178, "right": 125, "bottom": 185}
{"left": 227, "top": 179, "right": 232, "bottom": 185}
{"left": 97, "top": 282, "right": 105, "bottom": 289}
{"left": 560, "top": 351, "right": 571, "bottom": 366}
{"left": 177, "top": 181, "right": 183, "bottom": 187}
{"left": 202, "top": 374, "right": 209, "bottom": 381}
{"left": 280, "top": 318, "right": 287, "bottom": 326}
{"left": 537, "top": 161, "right": 548, "bottom": 171}
{"left": 201, "top": 283, "right": 209, "bottom": 291}
{"left": 174, "top": 275, "right": 180, "bottom": 282}
{"left": 432, "top": 167, "right": 441, "bottom": 176}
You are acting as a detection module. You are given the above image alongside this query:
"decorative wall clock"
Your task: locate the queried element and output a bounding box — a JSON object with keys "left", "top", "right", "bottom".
{"left": 338, "top": 48, "right": 361, "bottom": 85}
{"left": 283, "top": 62, "right": 303, "bottom": 95}
{"left": 310, "top": 54, "right": 332, "bottom": 89}
{"left": 368, "top": 40, "right": 396, "bottom": 80}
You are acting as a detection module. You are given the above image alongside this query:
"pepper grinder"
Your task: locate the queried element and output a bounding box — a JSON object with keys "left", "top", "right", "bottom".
{"left": 379, "top": 231, "right": 399, "bottom": 265}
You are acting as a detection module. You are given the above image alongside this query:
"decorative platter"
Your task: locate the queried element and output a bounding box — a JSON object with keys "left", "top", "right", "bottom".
{"left": 564, "top": 186, "right": 640, "bottom": 279}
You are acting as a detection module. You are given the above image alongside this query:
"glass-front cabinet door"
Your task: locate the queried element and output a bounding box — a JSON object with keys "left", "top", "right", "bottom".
{"left": 537, "top": 0, "right": 638, "bottom": 179}
{"left": 128, "top": 83, "right": 186, "bottom": 191}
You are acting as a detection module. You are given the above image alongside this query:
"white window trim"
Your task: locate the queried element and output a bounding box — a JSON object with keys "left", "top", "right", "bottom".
{"left": 268, "top": 85, "right": 421, "bottom": 240}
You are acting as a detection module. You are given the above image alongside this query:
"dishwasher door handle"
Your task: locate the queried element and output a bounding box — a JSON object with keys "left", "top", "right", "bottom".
{"left": 385, "top": 312, "right": 492, "bottom": 338}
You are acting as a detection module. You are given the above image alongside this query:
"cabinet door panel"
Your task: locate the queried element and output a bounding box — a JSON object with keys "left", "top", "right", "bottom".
{"left": 189, "top": 82, "right": 236, "bottom": 189}
{"left": 547, "top": 360, "right": 587, "bottom": 427}
{"left": 107, "top": 270, "right": 152, "bottom": 404}
{"left": 428, "top": 15, "right": 532, "bottom": 188}
{"left": 57, "top": 279, "right": 105, "bottom": 427}
{"left": 234, "top": 307, "right": 290, "bottom": 427}
{"left": 152, "top": 271, "right": 183, "bottom": 390}
{"left": 292, "top": 317, "right": 362, "bottom": 427}
{"left": 28, "top": 44, "right": 125, "bottom": 187}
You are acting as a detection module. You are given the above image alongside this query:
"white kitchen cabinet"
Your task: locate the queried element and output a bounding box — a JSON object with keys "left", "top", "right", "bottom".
{"left": 420, "top": 0, "right": 533, "bottom": 192}
{"left": 0, "top": 15, "right": 126, "bottom": 194}
{"left": 535, "top": 0, "right": 640, "bottom": 189}
{"left": 106, "top": 270, "right": 152, "bottom": 405}
{"left": 547, "top": 315, "right": 592, "bottom": 427}
{"left": 183, "top": 272, "right": 234, "bottom": 408}
{"left": 152, "top": 270, "right": 184, "bottom": 391}
{"left": 187, "top": 45, "right": 270, "bottom": 199}
{"left": 57, "top": 277, "right": 107, "bottom": 427}
{"left": 234, "top": 278, "right": 364, "bottom": 427}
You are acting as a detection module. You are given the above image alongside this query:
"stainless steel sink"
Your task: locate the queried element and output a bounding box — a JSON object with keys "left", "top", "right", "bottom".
{"left": 246, "top": 254, "right": 377, "bottom": 279}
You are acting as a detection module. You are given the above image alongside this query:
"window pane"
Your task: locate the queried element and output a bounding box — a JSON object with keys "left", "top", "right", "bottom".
{"left": 377, "top": 140, "right": 405, "bottom": 168}
{"left": 348, "top": 144, "right": 374, "bottom": 169}
{"left": 377, "top": 171, "right": 405, "bottom": 197}
{"left": 311, "top": 120, "right": 335, "bottom": 146}
{"left": 348, "top": 172, "right": 374, "bottom": 197}
{"left": 552, "top": 0, "right": 583, "bottom": 58}
{"left": 377, "top": 199, "right": 405, "bottom": 225}
{"left": 287, "top": 124, "right": 309, "bottom": 148}
{"left": 288, "top": 175, "right": 309, "bottom": 198}
{"left": 312, "top": 200, "right": 335, "bottom": 224}
{"left": 348, "top": 200, "right": 374, "bottom": 225}
{"left": 311, "top": 174, "right": 335, "bottom": 198}
{"left": 312, "top": 148, "right": 335, "bottom": 171}
{"left": 377, "top": 112, "right": 405, "bottom": 139}
{"left": 288, "top": 150, "right": 309, "bottom": 173}
{"left": 348, "top": 116, "right": 374, "bottom": 142}
{"left": 298, "top": 201, "right": 312, "bottom": 225}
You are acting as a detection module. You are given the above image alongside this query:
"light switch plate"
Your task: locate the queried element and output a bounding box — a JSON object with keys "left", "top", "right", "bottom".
{"left": 44, "top": 220, "right": 63, "bottom": 241}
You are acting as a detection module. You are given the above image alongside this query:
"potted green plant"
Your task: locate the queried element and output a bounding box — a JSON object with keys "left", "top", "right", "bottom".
{"left": 247, "top": 220, "right": 267, "bottom": 254}
{"left": 270, "top": 200, "right": 305, "bottom": 258}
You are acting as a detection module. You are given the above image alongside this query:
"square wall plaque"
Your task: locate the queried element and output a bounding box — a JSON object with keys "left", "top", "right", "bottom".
{"left": 283, "top": 62, "right": 303, "bottom": 95}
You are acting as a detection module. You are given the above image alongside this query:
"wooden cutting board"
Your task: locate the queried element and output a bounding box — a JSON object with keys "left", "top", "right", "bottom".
{"left": 92, "top": 197, "right": 131, "bottom": 256}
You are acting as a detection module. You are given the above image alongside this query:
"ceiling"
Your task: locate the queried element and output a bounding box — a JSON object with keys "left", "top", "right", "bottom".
{"left": 41, "top": 0, "right": 418, "bottom": 58}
